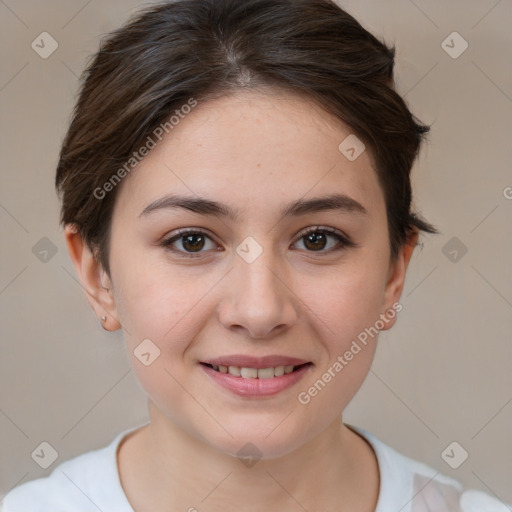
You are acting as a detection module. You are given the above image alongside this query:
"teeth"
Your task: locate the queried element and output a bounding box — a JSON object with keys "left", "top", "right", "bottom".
{"left": 228, "top": 366, "right": 241, "bottom": 376}
{"left": 210, "top": 363, "right": 304, "bottom": 378}
{"left": 274, "top": 366, "right": 285, "bottom": 376}
{"left": 241, "top": 367, "right": 258, "bottom": 378}
{"left": 257, "top": 367, "right": 275, "bottom": 379}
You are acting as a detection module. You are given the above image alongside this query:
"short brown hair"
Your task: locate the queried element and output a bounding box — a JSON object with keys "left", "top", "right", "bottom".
{"left": 56, "top": 0, "right": 437, "bottom": 276}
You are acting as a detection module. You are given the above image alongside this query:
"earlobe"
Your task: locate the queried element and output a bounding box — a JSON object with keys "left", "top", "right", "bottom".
{"left": 64, "top": 224, "right": 121, "bottom": 331}
{"left": 380, "top": 228, "right": 419, "bottom": 330}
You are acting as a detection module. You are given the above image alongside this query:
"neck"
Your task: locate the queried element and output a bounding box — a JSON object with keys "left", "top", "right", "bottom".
{"left": 118, "top": 403, "right": 380, "bottom": 512}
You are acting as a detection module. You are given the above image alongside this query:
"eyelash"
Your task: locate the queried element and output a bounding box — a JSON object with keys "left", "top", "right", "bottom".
{"left": 161, "top": 226, "right": 357, "bottom": 259}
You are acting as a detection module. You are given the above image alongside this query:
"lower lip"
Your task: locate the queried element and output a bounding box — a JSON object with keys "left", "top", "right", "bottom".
{"left": 200, "top": 363, "right": 312, "bottom": 398}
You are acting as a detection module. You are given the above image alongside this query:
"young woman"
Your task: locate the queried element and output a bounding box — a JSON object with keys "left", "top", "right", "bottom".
{"left": 2, "top": 0, "right": 509, "bottom": 510}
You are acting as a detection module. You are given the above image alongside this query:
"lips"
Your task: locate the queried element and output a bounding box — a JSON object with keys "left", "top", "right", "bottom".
{"left": 200, "top": 358, "right": 313, "bottom": 397}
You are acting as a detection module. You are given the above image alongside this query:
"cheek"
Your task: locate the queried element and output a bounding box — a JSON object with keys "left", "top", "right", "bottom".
{"left": 296, "top": 251, "right": 389, "bottom": 404}
{"left": 111, "top": 251, "right": 210, "bottom": 353}
{"left": 111, "top": 259, "right": 210, "bottom": 416}
{"left": 310, "top": 255, "right": 388, "bottom": 346}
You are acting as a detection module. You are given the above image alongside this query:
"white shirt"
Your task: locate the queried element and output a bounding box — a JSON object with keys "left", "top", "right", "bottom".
{"left": 2, "top": 423, "right": 509, "bottom": 511}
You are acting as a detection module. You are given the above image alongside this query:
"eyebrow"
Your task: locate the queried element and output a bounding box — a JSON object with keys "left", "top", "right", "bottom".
{"left": 139, "top": 193, "right": 367, "bottom": 221}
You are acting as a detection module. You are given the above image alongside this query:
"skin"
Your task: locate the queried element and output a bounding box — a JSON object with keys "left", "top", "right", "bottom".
{"left": 65, "top": 89, "right": 418, "bottom": 512}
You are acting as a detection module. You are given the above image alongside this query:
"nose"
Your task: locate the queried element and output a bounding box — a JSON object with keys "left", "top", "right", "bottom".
{"left": 217, "top": 249, "right": 298, "bottom": 339}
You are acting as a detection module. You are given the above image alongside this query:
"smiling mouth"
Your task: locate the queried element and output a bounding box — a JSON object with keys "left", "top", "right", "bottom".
{"left": 201, "top": 362, "right": 312, "bottom": 379}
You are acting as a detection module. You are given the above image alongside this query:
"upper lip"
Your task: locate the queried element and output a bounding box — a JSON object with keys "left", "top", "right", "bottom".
{"left": 202, "top": 355, "right": 311, "bottom": 369}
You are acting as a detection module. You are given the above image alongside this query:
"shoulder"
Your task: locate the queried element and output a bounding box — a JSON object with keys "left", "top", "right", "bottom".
{"left": 1, "top": 427, "right": 141, "bottom": 512}
{"left": 1, "top": 450, "right": 107, "bottom": 512}
{"left": 349, "top": 425, "right": 511, "bottom": 512}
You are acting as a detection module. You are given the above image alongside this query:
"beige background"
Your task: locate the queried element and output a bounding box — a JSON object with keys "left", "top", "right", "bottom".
{"left": 1, "top": 0, "right": 511, "bottom": 504}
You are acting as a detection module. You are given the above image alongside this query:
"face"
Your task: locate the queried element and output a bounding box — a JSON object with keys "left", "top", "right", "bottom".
{"left": 97, "top": 90, "right": 409, "bottom": 458}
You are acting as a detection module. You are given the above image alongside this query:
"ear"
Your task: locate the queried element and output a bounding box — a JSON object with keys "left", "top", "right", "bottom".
{"left": 64, "top": 224, "right": 121, "bottom": 331}
{"left": 379, "top": 228, "right": 419, "bottom": 331}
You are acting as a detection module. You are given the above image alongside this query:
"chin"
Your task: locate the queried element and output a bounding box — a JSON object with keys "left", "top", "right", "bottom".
{"left": 198, "top": 419, "right": 309, "bottom": 462}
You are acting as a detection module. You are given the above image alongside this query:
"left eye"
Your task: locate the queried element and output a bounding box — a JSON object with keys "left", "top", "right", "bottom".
{"left": 292, "top": 227, "right": 353, "bottom": 252}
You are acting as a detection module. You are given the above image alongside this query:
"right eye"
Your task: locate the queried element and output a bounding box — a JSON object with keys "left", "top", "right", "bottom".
{"left": 161, "top": 229, "right": 221, "bottom": 258}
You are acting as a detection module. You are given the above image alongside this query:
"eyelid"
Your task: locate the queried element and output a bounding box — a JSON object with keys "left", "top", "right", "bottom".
{"left": 166, "top": 227, "right": 217, "bottom": 241}
{"left": 161, "top": 227, "right": 221, "bottom": 255}
{"left": 294, "top": 225, "right": 354, "bottom": 244}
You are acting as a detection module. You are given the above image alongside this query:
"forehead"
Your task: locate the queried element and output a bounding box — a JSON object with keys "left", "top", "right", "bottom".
{"left": 114, "top": 89, "right": 383, "bottom": 221}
